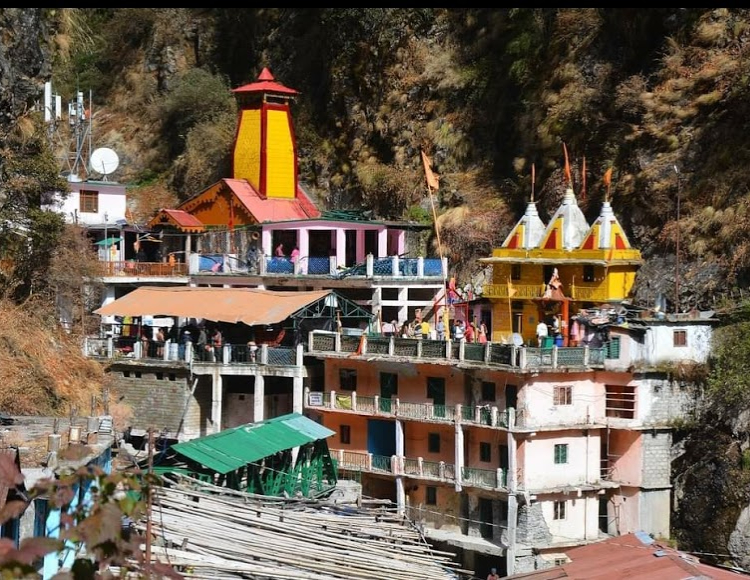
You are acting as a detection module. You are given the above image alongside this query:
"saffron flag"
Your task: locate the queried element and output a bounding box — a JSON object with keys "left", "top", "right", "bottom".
{"left": 603, "top": 167, "right": 613, "bottom": 201}
{"left": 581, "top": 156, "right": 587, "bottom": 201}
{"left": 508, "top": 277, "right": 517, "bottom": 298}
{"left": 563, "top": 143, "right": 572, "bottom": 186}
{"left": 421, "top": 150, "right": 440, "bottom": 190}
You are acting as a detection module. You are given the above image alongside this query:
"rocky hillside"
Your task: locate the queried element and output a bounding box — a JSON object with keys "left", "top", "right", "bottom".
{"left": 5, "top": 6, "right": 750, "bottom": 569}
{"left": 44, "top": 8, "right": 750, "bottom": 310}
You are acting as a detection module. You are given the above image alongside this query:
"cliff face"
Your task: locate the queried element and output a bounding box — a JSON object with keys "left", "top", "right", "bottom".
{"left": 4, "top": 7, "right": 750, "bottom": 566}
{"left": 0, "top": 8, "right": 53, "bottom": 123}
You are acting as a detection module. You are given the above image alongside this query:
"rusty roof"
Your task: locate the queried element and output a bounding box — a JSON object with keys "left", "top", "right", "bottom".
{"left": 505, "top": 532, "right": 748, "bottom": 579}
{"left": 94, "top": 286, "right": 332, "bottom": 325}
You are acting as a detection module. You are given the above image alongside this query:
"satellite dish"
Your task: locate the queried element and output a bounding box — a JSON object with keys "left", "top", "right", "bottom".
{"left": 89, "top": 147, "right": 120, "bottom": 176}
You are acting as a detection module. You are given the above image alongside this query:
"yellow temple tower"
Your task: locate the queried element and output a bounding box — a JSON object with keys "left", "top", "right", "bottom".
{"left": 480, "top": 186, "right": 642, "bottom": 345}
{"left": 231, "top": 67, "right": 299, "bottom": 199}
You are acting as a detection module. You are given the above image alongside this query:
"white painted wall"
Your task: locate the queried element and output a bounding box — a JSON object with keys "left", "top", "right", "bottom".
{"left": 518, "top": 377, "right": 601, "bottom": 429}
{"left": 539, "top": 494, "right": 600, "bottom": 544}
{"left": 521, "top": 430, "right": 600, "bottom": 490}
{"left": 47, "top": 181, "right": 127, "bottom": 226}
{"left": 644, "top": 322, "right": 713, "bottom": 364}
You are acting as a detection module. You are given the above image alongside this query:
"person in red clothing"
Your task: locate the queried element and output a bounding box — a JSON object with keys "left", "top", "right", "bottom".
{"left": 464, "top": 320, "right": 474, "bottom": 343}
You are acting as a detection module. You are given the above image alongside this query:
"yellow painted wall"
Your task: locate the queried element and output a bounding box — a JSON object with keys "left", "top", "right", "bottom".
{"left": 606, "top": 267, "right": 638, "bottom": 301}
{"left": 233, "top": 109, "right": 261, "bottom": 187}
{"left": 265, "top": 109, "right": 295, "bottom": 199}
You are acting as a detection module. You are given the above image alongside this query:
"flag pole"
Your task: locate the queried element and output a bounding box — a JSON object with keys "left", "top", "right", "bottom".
{"left": 422, "top": 149, "right": 449, "bottom": 339}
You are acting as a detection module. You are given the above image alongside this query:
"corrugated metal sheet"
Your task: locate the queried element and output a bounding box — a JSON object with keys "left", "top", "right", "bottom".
{"left": 504, "top": 532, "right": 744, "bottom": 580}
{"left": 171, "top": 413, "right": 335, "bottom": 475}
{"left": 93, "top": 287, "right": 331, "bottom": 325}
{"left": 223, "top": 178, "right": 321, "bottom": 221}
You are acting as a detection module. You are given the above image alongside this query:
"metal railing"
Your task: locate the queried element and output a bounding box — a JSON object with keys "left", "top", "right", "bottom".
{"left": 84, "top": 335, "right": 301, "bottom": 368}
{"left": 308, "top": 332, "right": 608, "bottom": 371}
{"left": 306, "top": 390, "right": 515, "bottom": 429}
{"left": 99, "top": 261, "right": 188, "bottom": 277}
{"left": 329, "top": 449, "right": 505, "bottom": 489}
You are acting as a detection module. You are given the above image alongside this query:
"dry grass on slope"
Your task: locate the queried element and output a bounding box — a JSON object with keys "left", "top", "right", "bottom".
{"left": 0, "top": 299, "right": 106, "bottom": 416}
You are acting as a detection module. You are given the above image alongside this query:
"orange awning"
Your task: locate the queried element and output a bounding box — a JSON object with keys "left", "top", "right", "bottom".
{"left": 94, "top": 287, "right": 332, "bottom": 326}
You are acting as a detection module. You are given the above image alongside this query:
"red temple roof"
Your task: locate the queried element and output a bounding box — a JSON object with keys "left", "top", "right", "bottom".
{"left": 232, "top": 67, "right": 298, "bottom": 96}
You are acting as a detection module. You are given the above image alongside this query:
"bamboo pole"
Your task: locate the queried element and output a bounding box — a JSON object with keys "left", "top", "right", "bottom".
{"left": 135, "top": 481, "right": 469, "bottom": 579}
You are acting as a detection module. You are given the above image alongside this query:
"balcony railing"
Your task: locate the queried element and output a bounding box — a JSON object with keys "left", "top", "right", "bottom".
{"left": 191, "top": 252, "right": 448, "bottom": 280}
{"left": 461, "top": 466, "right": 507, "bottom": 489}
{"left": 98, "top": 261, "right": 188, "bottom": 277}
{"left": 84, "top": 335, "right": 302, "bottom": 368}
{"left": 329, "top": 449, "right": 507, "bottom": 490}
{"left": 306, "top": 389, "right": 514, "bottom": 429}
{"left": 482, "top": 282, "right": 611, "bottom": 302}
{"left": 309, "top": 332, "right": 608, "bottom": 371}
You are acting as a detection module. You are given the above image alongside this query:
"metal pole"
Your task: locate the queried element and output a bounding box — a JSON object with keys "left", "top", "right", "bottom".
{"left": 145, "top": 427, "right": 153, "bottom": 570}
{"left": 674, "top": 165, "right": 680, "bottom": 314}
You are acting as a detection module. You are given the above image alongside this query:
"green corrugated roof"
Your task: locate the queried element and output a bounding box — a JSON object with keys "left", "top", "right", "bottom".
{"left": 171, "top": 413, "right": 335, "bottom": 475}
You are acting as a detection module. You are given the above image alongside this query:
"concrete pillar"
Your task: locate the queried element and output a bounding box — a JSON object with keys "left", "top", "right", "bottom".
{"left": 395, "top": 419, "right": 404, "bottom": 456}
{"left": 211, "top": 369, "right": 223, "bottom": 433}
{"left": 507, "top": 429, "right": 518, "bottom": 576}
{"left": 455, "top": 423, "right": 464, "bottom": 491}
{"left": 292, "top": 377, "right": 304, "bottom": 413}
{"left": 356, "top": 229, "right": 366, "bottom": 263}
{"left": 378, "top": 228, "right": 387, "bottom": 258}
{"left": 507, "top": 494, "right": 518, "bottom": 576}
{"left": 336, "top": 229, "right": 346, "bottom": 268}
{"left": 396, "top": 476, "right": 406, "bottom": 515}
{"left": 254, "top": 373, "right": 265, "bottom": 422}
{"left": 299, "top": 228, "right": 310, "bottom": 274}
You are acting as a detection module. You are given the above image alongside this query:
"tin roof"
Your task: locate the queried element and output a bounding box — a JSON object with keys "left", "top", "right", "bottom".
{"left": 231, "top": 67, "right": 299, "bottom": 96}
{"left": 171, "top": 413, "right": 335, "bottom": 474}
{"left": 93, "top": 286, "right": 332, "bottom": 325}
{"left": 505, "top": 531, "right": 745, "bottom": 579}
{"left": 223, "top": 178, "right": 321, "bottom": 221}
{"left": 147, "top": 209, "right": 205, "bottom": 232}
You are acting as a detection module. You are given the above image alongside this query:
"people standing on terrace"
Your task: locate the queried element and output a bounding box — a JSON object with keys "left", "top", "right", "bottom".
{"left": 454, "top": 319, "right": 466, "bottom": 341}
{"left": 536, "top": 319, "right": 549, "bottom": 347}
{"left": 275, "top": 243, "right": 285, "bottom": 257}
{"left": 464, "top": 320, "right": 474, "bottom": 343}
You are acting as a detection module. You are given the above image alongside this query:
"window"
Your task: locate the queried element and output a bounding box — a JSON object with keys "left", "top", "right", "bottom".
{"left": 606, "top": 336, "right": 621, "bottom": 359}
{"left": 340, "top": 425, "right": 351, "bottom": 445}
{"left": 426, "top": 486, "right": 437, "bottom": 505}
{"left": 511, "top": 264, "right": 522, "bottom": 281}
{"left": 480, "top": 442, "right": 492, "bottom": 462}
{"left": 673, "top": 330, "right": 687, "bottom": 347}
{"left": 605, "top": 385, "right": 636, "bottom": 419}
{"left": 481, "top": 381, "right": 496, "bottom": 402}
{"left": 583, "top": 265, "right": 595, "bottom": 282}
{"left": 339, "top": 368, "right": 357, "bottom": 391}
{"left": 553, "top": 385, "right": 572, "bottom": 406}
{"left": 79, "top": 190, "right": 99, "bottom": 213}
{"left": 554, "top": 443, "right": 568, "bottom": 464}
{"left": 428, "top": 433, "right": 441, "bottom": 453}
{"left": 554, "top": 500, "right": 567, "bottom": 520}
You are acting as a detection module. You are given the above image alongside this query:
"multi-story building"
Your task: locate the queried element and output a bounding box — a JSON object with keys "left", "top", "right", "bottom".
{"left": 79, "top": 66, "right": 715, "bottom": 577}
{"left": 302, "top": 186, "right": 716, "bottom": 576}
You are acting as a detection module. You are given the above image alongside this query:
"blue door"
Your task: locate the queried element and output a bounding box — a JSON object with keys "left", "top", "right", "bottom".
{"left": 367, "top": 419, "right": 396, "bottom": 471}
